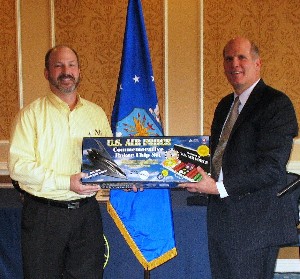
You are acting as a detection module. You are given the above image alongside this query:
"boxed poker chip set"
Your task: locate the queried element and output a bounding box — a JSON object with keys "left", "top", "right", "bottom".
{"left": 81, "top": 136, "right": 210, "bottom": 189}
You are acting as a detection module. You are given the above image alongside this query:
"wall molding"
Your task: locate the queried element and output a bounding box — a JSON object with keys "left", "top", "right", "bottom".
{"left": 287, "top": 161, "right": 300, "bottom": 175}
{"left": 199, "top": 0, "right": 204, "bottom": 134}
{"left": 275, "top": 259, "right": 300, "bottom": 273}
{"left": 0, "top": 163, "right": 9, "bottom": 176}
{"left": 164, "top": 0, "right": 169, "bottom": 135}
{"left": 16, "top": 0, "right": 23, "bottom": 109}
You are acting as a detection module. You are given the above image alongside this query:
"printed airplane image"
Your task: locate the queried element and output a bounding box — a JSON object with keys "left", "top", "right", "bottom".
{"left": 82, "top": 139, "right": 127, "bottom": 180}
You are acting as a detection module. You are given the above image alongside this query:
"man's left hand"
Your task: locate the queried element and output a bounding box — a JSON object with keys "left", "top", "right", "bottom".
{"left": 178, "top": 166, "right": 219, "bottom": 195}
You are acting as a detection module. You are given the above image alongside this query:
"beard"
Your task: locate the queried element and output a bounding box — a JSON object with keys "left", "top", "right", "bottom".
{"left": 48, "top": 74, "right": 80, "bottom": 94}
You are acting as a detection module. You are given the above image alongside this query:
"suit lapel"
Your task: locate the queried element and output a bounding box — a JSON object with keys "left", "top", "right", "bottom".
{"left": 231, "top": 80, "right": 266, "bottom": 134}
{"left": 211, "top": 80, "right": 266, "bottom": 154}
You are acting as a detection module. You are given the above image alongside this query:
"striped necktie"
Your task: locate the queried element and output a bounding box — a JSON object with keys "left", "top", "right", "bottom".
{"left": 211, "top": 97, "right": 241, "bottom": 180}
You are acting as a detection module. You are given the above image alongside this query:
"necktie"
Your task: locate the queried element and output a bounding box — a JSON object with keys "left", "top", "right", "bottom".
{"left": 211, "top": 97, "right": 241, "bottom": 180}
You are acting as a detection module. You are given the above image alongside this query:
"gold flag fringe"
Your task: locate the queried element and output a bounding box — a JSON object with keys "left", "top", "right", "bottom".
{"left": 107, "top": 201, "right": 177, "bottom": 270}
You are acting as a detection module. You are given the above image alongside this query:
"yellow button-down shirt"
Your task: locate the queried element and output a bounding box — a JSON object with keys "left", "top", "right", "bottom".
{"left": 9, "top": 92, "right": 112, "bottom": 200}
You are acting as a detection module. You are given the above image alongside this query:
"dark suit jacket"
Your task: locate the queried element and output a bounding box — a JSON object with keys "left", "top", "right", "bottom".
{"left": 208, "top": 79, "right": 299, "bottom": 251}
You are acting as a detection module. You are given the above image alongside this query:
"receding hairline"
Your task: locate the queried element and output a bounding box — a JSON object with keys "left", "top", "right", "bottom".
{"left": 223, "top": 37, "right": 260, "bottom": 58}
{"left": 44, "top": 45, "right": 80, "bottom": 70}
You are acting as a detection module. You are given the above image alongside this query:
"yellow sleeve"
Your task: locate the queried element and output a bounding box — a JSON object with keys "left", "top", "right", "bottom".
{"left": 8, "top": 108, "right": 70, "bottom": 193}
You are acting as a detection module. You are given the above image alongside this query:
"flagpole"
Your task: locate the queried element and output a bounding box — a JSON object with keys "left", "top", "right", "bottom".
{"left": 144, "top": 269, "right": 150, "bottom": 279}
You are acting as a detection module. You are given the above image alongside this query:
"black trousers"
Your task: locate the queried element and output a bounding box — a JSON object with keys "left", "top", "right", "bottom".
{"left": 209, "top": 236, "right": 279, "bottom": 279}
{"left": 21, "top": 195, "right": 105, "bottom": 279}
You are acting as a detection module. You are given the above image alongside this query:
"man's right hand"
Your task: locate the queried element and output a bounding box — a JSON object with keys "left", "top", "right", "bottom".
{"left": 70, "top": 172, "right": 100, "bottom": 195}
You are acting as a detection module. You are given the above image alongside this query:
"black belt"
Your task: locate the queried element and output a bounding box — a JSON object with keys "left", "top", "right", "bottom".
{"left": 24, "top": 192, "right": 95, "bottom": 209}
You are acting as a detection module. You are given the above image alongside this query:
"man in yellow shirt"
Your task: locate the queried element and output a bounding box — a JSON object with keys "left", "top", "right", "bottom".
{"left": 9, "top": 45, "right": 112, "bottom": 279}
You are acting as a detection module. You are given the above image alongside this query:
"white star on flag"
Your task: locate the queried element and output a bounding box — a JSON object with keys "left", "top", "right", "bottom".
{"left": 133, "top": 75, "right": 140, "bottom": 83}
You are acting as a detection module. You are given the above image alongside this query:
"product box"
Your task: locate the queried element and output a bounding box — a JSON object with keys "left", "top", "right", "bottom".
{"left": 81, "top": 136, "right": 210, "bottom": 189}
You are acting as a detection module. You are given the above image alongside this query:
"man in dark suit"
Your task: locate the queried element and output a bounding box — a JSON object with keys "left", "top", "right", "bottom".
{"left": 179, "top": 37, "right": 299, "bottom": 279}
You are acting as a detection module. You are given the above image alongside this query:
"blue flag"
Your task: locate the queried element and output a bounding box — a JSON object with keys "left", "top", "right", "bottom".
{"left": 107, "top": 0, "right": 177, "bottom": 270}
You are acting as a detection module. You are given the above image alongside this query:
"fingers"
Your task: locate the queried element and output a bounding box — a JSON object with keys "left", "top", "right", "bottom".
{"left": 178, "top": 181, "right": 201, "bottom": 193}
{"left": 178, "top": 182, "right": 194, "bottom": 188}
{"left": 80, "top": 184, "right": 100, "bottom": 195}
{"left": 197, "top": 166, "right": 207, "bottom": 177}
{"left": 84, "top": 184, "right": 100, "bottom": 191}
{"left": 123, "top": 185, "right": 143, "bottom": 192}
{"left": 70, "top": 172, "right": 103, "bottom": 195}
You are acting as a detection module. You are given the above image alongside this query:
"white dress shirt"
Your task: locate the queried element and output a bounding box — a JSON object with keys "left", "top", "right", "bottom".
{"left": 216, "top": 79, "right": 260, "bottom": 198}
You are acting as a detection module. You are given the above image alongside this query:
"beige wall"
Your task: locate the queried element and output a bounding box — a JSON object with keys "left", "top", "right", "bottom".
{"left": 1, "top": 0, "right": 299, "bottom": 161}
{"left": 0, "top": 0, "right": 300, "bottom": 263}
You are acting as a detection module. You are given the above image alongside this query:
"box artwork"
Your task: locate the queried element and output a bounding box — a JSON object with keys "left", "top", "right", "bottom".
{"left": 81, "top": 136, "right": 210, "bottom": 189}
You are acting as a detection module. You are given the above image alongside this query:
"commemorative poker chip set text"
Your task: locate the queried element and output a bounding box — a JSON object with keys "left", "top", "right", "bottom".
{"left": 81, "top": 135, "right": 211, "bottom": 189}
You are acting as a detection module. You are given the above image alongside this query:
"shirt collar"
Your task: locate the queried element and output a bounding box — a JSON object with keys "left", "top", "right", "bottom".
{"left": 47, "top": 92, "right": 83, "bottom": 110}
{"left": 234, "top": 78, "right": 260, "bottom": 109}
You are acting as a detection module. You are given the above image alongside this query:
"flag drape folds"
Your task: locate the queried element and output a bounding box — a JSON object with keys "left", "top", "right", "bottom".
{"left": 107, "top": 0, "right": 177, "bottom": 270}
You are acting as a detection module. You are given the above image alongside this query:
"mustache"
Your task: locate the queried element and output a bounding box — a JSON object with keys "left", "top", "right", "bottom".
{"left": 58, "top": 74, "right": 75, "bottom": 81}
